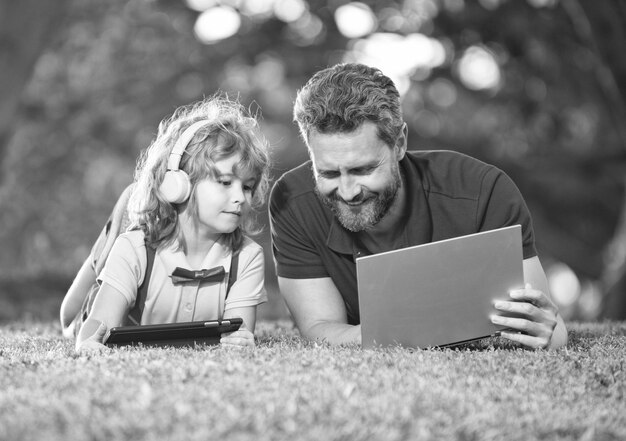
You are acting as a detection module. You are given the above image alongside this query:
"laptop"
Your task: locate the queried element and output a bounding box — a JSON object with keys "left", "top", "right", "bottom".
{"left": 356, "top": 225, "right": 524, "bottom": 349}
{"left": 104, "top": 318, "right": 243, "bottom": 348}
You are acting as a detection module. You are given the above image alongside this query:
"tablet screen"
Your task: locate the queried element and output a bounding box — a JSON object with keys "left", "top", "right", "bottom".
{"left": 104, "top": 318, "right": 243, "bottom": 347}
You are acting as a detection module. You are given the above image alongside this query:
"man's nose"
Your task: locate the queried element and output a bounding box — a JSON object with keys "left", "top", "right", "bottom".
{"left": 337, "top": 175, "right": 360, "bottom": 201}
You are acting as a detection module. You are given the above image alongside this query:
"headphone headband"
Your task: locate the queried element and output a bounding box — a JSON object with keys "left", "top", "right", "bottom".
{"left": 166, "top": 120, "right": 212, "bottom": 171}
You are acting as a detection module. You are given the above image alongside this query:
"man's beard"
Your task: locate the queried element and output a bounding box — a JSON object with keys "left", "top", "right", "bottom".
{"left": 315, "top": 167, "right": 401, "bottom": 232}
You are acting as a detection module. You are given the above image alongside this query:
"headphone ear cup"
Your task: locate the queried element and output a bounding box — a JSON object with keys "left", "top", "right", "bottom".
{"left": 160, "top": 170, "right": 192, "bottom": 204}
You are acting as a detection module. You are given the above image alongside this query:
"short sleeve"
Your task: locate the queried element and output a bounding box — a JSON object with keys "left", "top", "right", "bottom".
{"left": 477, "top": 168, "right": 537, "bottom": 259}
{"left": 269, "top": 178, "right": 328, "bottom": 279}
{"left": 97, "top": 232, "right": 146, "bottom": 307}
{"left": 224, "top": 239, "right": 267, "bottom": 310}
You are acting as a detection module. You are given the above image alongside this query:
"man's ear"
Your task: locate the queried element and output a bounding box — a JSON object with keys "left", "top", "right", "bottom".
{"left": 394, "top": 123, "right": 408, "bottom": 160}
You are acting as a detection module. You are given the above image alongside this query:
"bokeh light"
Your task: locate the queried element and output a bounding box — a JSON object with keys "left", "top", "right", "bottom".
{"left": 194, "top": 6, "right": 241, "bottom": 44}
{"left": 286, "top": 12, "right": 325, "bottom": 46}
{"left": 378, "top": 7, "right": 405, "bottom": 32}
{"left": 240, "top": 0, "right": 274, "bottom": 19}
{"left": 443, "top": 0, "right": 465, "bottom": 13}
{"left": 428, "top": 78, "right": 457, "bottom": 107}
{"left": 478, "top": 0, "right": 503, "bottom": 10}
{"left": 347, "top": 32, "right": 446, "bottom": 95}
{"left": 185, "top": 0, "right": 217, "bottom": 12}
{"left": 547, "top": 262, "right": 581, "bottom": 308}
{"left": 527, "top": 0, "right": 558, "bottom": 7}
{"left": 252, "top": 57, "right": 286, "bottom": 90}
{"left": 457, "top": 45, "right": 501, "bottom": 91}
{"left": 274, "top": 0, "right": 307, "bottom": 23}
{"left": 413, "top": 109, "right": 442, "bottom": 138}
{"left": 578, "top": 281, "right": 603, "bottom": 320}
{"left": 335, "top": 2, "right": 378, "bottom": 39}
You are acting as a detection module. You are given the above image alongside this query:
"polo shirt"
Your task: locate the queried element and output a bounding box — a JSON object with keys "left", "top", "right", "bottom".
{"left": 98, "top": 230, "right": 267, "bottom": 325}
{"left": 269, "top": 150, "right": 537, "bottom": 325}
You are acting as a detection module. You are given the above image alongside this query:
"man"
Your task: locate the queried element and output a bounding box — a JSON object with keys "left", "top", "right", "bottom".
{"left": 269, "top": 63, "right": 567, "bottom": 349}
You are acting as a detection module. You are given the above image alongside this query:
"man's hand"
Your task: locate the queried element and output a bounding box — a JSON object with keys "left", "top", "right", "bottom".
{"left": 76, "top": 321, "right": 110, "bottom": 354}
{"left": 491, "top": 283, "right": 559, "bottom": 349}
{"left": 220, "top": 324, "right": 255, "bottom": 348}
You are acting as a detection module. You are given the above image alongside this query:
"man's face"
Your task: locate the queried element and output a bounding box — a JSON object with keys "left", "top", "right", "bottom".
{"left": 308, "top": 121, "right": 406, "bottom": 232}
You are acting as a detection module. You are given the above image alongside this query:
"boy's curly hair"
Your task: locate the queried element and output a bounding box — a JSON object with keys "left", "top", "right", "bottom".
{"left": 128, "top": 94, "right": 270, "bottom": 252}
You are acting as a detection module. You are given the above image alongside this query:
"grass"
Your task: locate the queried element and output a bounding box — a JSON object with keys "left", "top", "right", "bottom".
{"left": 0, "top": 320, "right": 625, "bottom": 441}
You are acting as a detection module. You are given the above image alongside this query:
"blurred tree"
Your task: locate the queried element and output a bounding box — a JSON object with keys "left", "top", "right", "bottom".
{"left": 0, "top": 0, "right": 71, "bottom": 319}
{"left": 399, "top": 0, "right": 624, "bottom": 282}
{"left": 562, "top": 0, "right": 626, "bottom": 319}
{"left": 0, "top": 0, "right": 70, "bottom": 161}
{"left": 406, "top": 0, "right": 626, "bottom": 317}
{"left": 1, "top": 0, "right": 624, "bottom": 321}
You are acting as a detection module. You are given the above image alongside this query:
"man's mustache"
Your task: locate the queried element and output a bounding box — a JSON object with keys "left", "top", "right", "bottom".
{"left": 327, "top": 190, "right": 375, "bottom": 205}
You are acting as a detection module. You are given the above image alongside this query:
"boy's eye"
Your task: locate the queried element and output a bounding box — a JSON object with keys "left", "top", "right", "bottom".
{"left": 243, "top": 179, "right": 257, "bottom": 192}
{"left": 218, "top": 178, "right": 232, "bottom": 186}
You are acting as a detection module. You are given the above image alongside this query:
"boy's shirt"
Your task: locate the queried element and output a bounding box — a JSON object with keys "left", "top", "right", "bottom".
{"left": 99, "top": 230, "right": 267, "bottom": 324}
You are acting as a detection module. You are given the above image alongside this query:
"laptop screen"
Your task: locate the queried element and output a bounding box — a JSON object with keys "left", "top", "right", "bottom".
{"left": 356, "top": 225, "right": 524, "bottom": 349}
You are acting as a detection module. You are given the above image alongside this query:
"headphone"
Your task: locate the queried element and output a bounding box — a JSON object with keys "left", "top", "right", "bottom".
{"left": 159, "top": 120, "right": 212, "bottom": 204}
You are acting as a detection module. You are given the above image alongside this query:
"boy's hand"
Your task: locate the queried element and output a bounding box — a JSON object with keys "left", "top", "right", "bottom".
{"left": 76, "top": 321, "right": 111, "bottom": 354}
{"left": 220, "top": 324, "right": 255, "bottom": 348}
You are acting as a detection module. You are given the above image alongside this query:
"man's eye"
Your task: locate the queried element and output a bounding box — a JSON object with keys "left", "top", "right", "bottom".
{"left": 319, "top": 171, "right": 340, "bottom": 179}
{"left": 352, "top": 167, "right": 375, "bottom": 175}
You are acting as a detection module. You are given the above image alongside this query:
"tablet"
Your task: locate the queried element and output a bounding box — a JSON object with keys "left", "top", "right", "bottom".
{"left": 104, "top": 318, "right": 243, "bottom": 347}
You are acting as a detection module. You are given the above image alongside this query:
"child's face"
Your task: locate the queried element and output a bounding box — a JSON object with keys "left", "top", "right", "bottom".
{"left": 194, "top": 153, "right": 256, "bottom": 236}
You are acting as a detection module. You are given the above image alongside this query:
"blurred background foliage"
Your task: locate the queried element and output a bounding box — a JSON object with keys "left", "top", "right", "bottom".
{"left": 0, "top": 0, "right": 625, "bottom": 322}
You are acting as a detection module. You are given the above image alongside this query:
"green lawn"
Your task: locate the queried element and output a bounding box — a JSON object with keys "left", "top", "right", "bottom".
{"left": 0, "top": 320, "right": 624, "bottom": 441}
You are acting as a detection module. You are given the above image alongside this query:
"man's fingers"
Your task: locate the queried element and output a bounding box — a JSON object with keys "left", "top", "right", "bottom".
{"left": 509, "top": 283, "right": 553, "bottom": 309}
{"left": 494, "top": 299, "right": 538, "bottom": 317}
{"left": 491, "top": 313, "right": 556, "bottom": 349}
{"left": 495, "top": 296, "right": 558, "bottom": 333}
{"left": 492, "top": 315, "right": 540, "bottom": 334}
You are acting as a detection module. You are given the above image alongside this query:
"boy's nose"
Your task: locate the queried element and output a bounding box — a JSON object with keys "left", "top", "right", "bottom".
{"left": 232, "top": 183, "right": 245, "bottom": 204}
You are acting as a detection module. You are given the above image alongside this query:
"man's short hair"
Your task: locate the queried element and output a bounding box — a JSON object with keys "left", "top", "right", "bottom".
{"left": 293, "top": 63, "right": 404, "bottom": 148}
